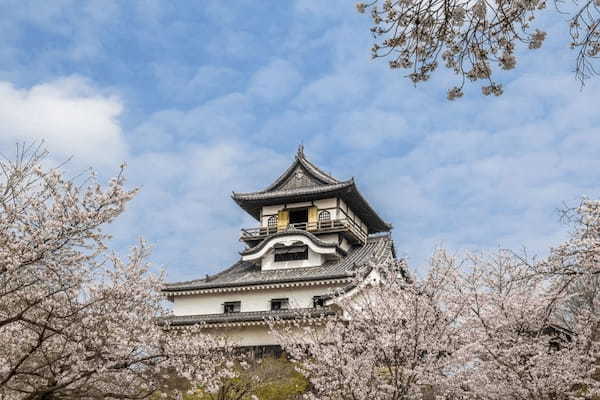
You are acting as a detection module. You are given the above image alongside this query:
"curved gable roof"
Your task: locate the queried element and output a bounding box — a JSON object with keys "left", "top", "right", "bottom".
{"left": 262, "top": 145, "right": 341, "bottom": 192}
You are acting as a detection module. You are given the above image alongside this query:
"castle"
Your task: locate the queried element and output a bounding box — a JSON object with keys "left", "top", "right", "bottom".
{"left": 162, "top": 146, "right": 397, "bottom": 352}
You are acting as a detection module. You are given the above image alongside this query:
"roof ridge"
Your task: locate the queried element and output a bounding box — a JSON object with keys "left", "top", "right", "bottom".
{"left": 296, "top": 151, "right": 341, "bottom": 185}
{"left": 255, "top": 148, "right": 341, "bottom": 194}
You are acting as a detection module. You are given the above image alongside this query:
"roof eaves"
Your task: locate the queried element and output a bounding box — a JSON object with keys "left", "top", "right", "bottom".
{"left": 347, "top": 180, "right": 393, "bottom": 233}
{"left": 232, "top": 180, "right": 354, "bottom": 201}
{"left": 159, "top": 306, "right": 337, "bottom": 326}
{"left": 161, "top": 272, "right": 356, "bottom": 293}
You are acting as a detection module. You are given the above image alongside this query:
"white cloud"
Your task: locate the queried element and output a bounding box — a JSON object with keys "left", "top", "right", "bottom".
{"left": 132, "top": 92, "right": 254, "bottom": 151}
{"left": 248, "top": 59, "right": 303, "bottom": 102}
{"left": 0, "top": 77, "right": 127, "bottom": 167}
{"left": 331, "top": 109, "right": 408, "bottom": 149}
{"left": 110, "top": 140, "right": 290, "bottom": 281}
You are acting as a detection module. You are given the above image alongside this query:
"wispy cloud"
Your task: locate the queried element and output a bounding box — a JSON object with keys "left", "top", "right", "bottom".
{"left": 0, "top": 77, "right": 126, "bottom": 167}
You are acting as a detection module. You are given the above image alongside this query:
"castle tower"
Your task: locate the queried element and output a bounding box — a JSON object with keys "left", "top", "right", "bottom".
{"left": 162, "top": 147, "right": 398, "bottom": 350}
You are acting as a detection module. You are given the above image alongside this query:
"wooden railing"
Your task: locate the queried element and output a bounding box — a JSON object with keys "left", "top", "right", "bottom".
{"left": 240, "top": 218, "right": 367, "bottom": 243}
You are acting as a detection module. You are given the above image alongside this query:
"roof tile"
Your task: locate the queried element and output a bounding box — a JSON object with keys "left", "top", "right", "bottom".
{"left": 163, "top": 234, "right": 395, "bottom": 292}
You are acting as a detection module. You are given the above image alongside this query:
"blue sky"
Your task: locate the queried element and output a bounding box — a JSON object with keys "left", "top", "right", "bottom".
{"left": 1, "top": 0, "right": 599, "bottom": 280}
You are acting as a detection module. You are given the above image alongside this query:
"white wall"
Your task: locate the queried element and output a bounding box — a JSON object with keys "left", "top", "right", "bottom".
{"left": 208, "top": 324, "right": 327, "bottom": 347}
{"left": 318, "top": 233, "right": 340, "bottom": 245}
{"left": 173, "top": 284, "right": 340, "bottom": 316}
{"left": 209, "top": 325, "right": 275, "bottom": 346}
{"left": 338, "top": 199, "right": 365, "bottom": 233}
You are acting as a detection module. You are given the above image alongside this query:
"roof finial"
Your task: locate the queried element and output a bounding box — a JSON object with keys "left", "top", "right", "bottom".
{"left": 297, "top": 143, "right": 304, "bottom": 157}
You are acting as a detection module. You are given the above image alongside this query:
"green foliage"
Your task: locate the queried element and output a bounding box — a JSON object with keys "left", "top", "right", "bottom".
{"left": 163, "top": 356, "right": 309, "bottom": 400}
{"left": 251, "top": 357, "right": 308, "bottom": 400}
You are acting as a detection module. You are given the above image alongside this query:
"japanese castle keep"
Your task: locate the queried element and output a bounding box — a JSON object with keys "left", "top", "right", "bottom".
{"left": 162, "top": 146, "right": 398, "bottom": 348}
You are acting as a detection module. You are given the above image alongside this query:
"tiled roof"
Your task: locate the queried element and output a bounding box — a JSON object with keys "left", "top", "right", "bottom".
{"left": 162, "top": 234, "right": 395, "bottom": 293}
{"left": 230, "top": 147, "right": 392, "bottom": 233}
{"left": 160, "top": 307, "right": 336, "bottom": 326}
{"left": 262, "top": 145, "right": 341, "bottom": 191}
{"left": 232, "top": 180, "right": 354, "bottom": 202}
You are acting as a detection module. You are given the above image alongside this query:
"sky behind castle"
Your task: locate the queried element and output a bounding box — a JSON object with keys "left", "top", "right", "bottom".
{"left": 1, "top": 0, "right": 599, "bottom": 280}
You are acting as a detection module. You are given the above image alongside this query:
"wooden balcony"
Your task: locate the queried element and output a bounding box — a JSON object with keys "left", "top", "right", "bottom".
{"left": 240, "top": 218, "right": 368, "bottom": 244}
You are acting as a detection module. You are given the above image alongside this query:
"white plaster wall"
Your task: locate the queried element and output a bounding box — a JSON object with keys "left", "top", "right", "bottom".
{"left": 338, "top": 199, "right": 365, "bottom": 234}
{"left": 207, "top": 324, "right": 326, "bottom": 346}
{"left": 318, "top": 233, "right": 340, "bottom": 245}
{"left": 314, "top": 197, "right": 336, "bottom": 209}
{"left": 172, "top": 284, "right": 340, "bottom": 316}
{"left": 209, "top": 325, "right": 275, "bottom": 346}
{"left": 286, "top": 201, "right": 312, "bottom": 209}
{"left": 340, "top": 237, "right": 351, "bottom": 252}
{"left": 262, "top": 204, "right": 284, "bottom": 216}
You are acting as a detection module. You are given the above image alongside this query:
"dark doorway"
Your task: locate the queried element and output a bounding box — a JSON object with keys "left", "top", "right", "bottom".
{"left": 289, "top": 208, "right": 308, "bottom": 225}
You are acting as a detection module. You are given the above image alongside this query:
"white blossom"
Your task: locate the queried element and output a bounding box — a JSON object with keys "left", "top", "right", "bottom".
{"left": 0, "top": 144, "right": 235, "bottom": 400}
{"left": 357, "top": 0, "right": 600, "bottom": 97}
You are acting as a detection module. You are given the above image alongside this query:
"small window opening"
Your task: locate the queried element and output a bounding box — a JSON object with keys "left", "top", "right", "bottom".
{"left": 223, "top": 301, "right": 241, "bottom": 314}
{"left": 274, "top": 245, "right": 308, "bottom": 262}
{"left": 313, "top": 296, "right": 325, "bottom": 308}
{"left": 289, "top": 208, "right": 308, "bottom": 227}
{"left": 318, "top": 210, "right": 331, "bottom": 227}
{"left": 270, "top": 298, "right": 289, "bottom": 311}
{"left": 318, "top": 210, "right": 331, "bottom": 221}
{"left": 267, "top": 215, "right": 277, "bottom": 231}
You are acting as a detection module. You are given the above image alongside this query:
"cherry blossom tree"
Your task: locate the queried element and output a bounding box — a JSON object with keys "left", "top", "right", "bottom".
{"left": 356, "top": 0, "right": 600, "bottom": 99}
{"left": 0, "top": 144, "right": 233, "bottom": 400}
{"left": 451, "top": 249, "right": 600, "bottom": 400}
{"left": 273, "top": 256, "right": 466, "bottom": 400}
{"left": 275, "top": 198, "right": 600, "bottom": 400}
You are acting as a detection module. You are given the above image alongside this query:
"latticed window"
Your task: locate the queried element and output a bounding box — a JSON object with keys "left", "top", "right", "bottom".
{"left": 318, "top": 210, "right": 331, "bottom": 222}
{"left": 274, "top": 245, "right": 308, "bottom": 262}
{"left": 267, "top": 215, "right": 277, "bottom": 230}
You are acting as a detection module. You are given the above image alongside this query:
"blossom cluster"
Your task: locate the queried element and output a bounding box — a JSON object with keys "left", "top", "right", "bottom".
{"left": 356, "top": 0, "right": 564, "bottom": 98}
{"left": 0, "top": 144, "right": 234, "bottom": 400}
{"left": 274, "top": 199, "right": 600, "bottom": 399}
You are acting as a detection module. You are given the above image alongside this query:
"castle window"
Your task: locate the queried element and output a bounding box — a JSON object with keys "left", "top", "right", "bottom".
{"left": 313, "top": 296, "right": 325, "bottom": 308}
{"left": 267, "top": 215, "right": 277, "bottom": 231}
{"left": 318, "top": 210, "right": 331, "bottom": 222}
{"left": 274, "top": 245, "right": 308, "bottom": 262}
{"left": 223, "top": 301, "right": 241, "bottom": 314}
{"left": 289, "top": 208, "right": 308, "bottom": 227}
{"left": 270, "top": 298, "right": 289, "bottom": 311}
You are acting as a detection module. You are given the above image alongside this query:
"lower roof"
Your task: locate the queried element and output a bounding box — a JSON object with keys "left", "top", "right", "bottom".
{"left": 162, "top": 234, "right": 396, "bottom": 293}
{"left": 160, "top": 306, "right": 337, "bottom": 327}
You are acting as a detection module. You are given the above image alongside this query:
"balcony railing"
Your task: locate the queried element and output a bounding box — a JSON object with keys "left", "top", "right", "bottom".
{"left": 240, "top": 218, "right": 367, "bottom": 244}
